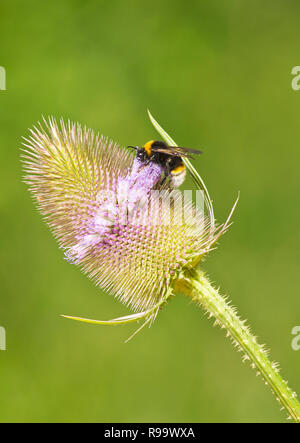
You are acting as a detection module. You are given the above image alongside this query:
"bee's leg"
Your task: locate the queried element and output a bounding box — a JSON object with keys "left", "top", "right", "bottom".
{"left": 165, "top": 162, "right": 171, "bottom": 177}
{"left": 160, "top": 175, "right": 167, "bottom": 186}
{"left": 159, "top": 163, "right": 171, "bottom": 187}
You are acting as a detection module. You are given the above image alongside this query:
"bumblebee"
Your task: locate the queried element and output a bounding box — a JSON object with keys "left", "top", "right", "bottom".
{"left": 129, "top": 140, "right": 202, "bottom": 188}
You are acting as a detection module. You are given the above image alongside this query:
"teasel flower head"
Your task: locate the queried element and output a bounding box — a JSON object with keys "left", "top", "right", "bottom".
{"left": 22, "top": 114, "right": 235, "bottom": 339}
{"left": 21, "top": 113, "right": 300, "bottom": 421}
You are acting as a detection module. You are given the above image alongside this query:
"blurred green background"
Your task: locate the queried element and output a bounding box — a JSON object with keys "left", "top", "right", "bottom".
{"left": 1, "top": 0, "right": 300, "bottom": 423}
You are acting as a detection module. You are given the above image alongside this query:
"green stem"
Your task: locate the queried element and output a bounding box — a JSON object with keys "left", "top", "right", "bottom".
{"left": 176, "top": 268, "right": 300, "bottom": 423}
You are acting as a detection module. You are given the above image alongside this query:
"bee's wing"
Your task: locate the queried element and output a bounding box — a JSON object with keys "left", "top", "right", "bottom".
{"left": 151, "top": 146, "right": 202, "bottom": 158}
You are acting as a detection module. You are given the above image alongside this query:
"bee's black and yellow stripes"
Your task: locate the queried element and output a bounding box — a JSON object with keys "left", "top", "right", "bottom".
{"left": 143, "top": 140, "right": 154, "bottom": 157}
{"left": 170, "top": 162, "right": 185, "bottom": 176}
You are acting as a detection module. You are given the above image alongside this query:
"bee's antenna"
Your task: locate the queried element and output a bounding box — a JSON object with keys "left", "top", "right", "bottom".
{"left": 127, "top": 145, "right": 138, "bottom": 150}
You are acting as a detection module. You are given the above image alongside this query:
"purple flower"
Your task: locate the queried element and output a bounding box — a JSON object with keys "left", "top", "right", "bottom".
{"left": 22, "top": 117, "right": 228, "bottom": 325}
